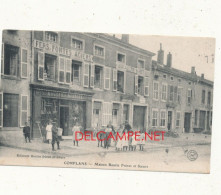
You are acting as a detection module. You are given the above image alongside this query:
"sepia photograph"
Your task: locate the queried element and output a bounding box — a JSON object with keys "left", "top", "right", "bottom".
{"left": 0, "top": 30, "right": 215, "bottom": 173}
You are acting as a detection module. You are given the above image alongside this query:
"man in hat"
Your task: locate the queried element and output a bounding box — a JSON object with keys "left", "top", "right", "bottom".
{"left": 23, "top": 121, "right": 31, "bottom": 143}
{"left": 51, "top": 121, "right": 60, "bottom": 151}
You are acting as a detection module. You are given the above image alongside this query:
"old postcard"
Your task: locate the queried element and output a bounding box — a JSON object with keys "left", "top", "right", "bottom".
{"left": 0, "top": 30, "right": 215, "bottom": 173}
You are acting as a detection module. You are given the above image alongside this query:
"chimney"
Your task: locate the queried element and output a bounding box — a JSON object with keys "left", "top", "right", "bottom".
{"left": 167, "top": 52, "right": 172, "bottom": 67}
{"left": 201, "top": 73, "right": 204, "bottom": 79}
{"left": 157, "top": 43, "right": 164, "bottom": 65}
{"left": 121, "top": 34, "right": 129, "bottom": 43}
{"left": 191, "top": 66, "right": 196, "bottom": 75}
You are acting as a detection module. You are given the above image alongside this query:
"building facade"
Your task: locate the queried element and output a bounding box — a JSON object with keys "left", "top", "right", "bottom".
{"left": 0, "top": 30, "right": 213, "bottom": 139}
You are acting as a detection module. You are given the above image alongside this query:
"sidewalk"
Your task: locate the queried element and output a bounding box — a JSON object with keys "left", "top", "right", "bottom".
{"left": 0, "top": 132, "right": 211, "bottom": 157}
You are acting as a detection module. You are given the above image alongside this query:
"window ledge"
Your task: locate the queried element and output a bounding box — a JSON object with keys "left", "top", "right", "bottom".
{"left": 1, "top": 74, "right": 20, "bottom": 81}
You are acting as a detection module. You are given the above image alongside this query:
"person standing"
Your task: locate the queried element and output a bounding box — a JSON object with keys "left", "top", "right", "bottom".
{"left": 72, "top": 121, "right": 82, "bottom": 146}
{"left": 23, "top": 122, "right": 31, "bottom": 143}
{"left": 46, "top": 120, "right": 53, "bottom": 144}
{"left": 104, "top": 121, "right": 115, "bottom": 149}
{"left": 52, "top": 121, "right": 60, "bottom": 151}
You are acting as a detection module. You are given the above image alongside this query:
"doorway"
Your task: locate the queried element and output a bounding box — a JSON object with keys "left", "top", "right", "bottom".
{"left": 133, "top": 106, "right": 145, "bottom": 131}
{"left": 167, "top": 111, "right": 172, "bottom": 131}
{"left": 184, "top": 112, "right": 191, "bottom": 133}
{"left": 60, "top": 106, "right": 69, "bottom": 136}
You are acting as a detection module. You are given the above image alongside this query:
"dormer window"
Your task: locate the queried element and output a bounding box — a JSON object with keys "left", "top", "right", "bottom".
{"left": 45, "top": 31, "right": 58, "bottom": 43}
{"left": 117, "top": 53, "right": 126, "bottom": 63}
{"left": 72, "top": 38, "right": 83, "bottom": 50}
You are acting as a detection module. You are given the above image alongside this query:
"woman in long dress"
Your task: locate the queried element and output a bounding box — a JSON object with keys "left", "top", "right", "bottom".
{"left": 46, "top": 120, "right": 53, "bottom": 144}
{"left": 72, "top": 122, "right": 82, "bottom": 146}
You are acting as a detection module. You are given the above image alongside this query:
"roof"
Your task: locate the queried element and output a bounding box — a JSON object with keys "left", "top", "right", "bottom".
{"left": 86, "top": 33, "right": 156, "bottom": 57}
{"left": 152, "top": 61, "right": 214, "bottom": 87}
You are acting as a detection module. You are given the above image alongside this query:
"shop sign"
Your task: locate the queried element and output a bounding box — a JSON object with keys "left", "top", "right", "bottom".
{"left": 33, "top": 39, "right": 93, "bottom": 62}
{"left": 35, "top": 90, "right": 91, "bottom": 100}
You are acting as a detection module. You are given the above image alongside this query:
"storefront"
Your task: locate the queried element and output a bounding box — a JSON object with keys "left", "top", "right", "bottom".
{"left": 31, "top": 84, "right": 93, "bottom": 138}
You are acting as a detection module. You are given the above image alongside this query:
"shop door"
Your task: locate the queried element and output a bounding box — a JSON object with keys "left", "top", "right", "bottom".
{"left": 184, "top": 113, "right": 191, "bottom": 133}
{"left": 60, "top": 107, "right": 69, "bottom": 136}
{"left": 133, "top": 106, "right": 145, "bottom": 131}
{"left": 167, "top": 111, "right": 172, "bottom": 131}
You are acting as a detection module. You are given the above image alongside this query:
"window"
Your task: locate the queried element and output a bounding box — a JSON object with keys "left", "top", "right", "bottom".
{"left": 208, "top": 91, "right": 211, "bottom": 105}
{"left": 153, "top": 82, "right": 159, "bottom": 100}
{"left": 94, "top": 65, "right": 103, "bottom": 89}
{"left": 152, "top": 109, "right": 158, "bottom": 127}
{"left": 161, "top": 83, "right": 167, "bottom": 101}
{"left": 72, "top": 38, "right": 83, "bottom": 50}
{"left": 187, "top": 89, "right": 192, "bottom": 104}
{"left": 201, "top": 90, "right": 206, "bottom": 104}
{"left": 117, "top": 53, "right": 126, "bottom": 63}
{"left": 45, "top": 31, "right": 58, "bottom": 43}
{"left": 92, "top": 101, "right": 102, "bottom": 128}
{"left": 21, "top": 95, "right": 28, "bottom": 127}
{"left": 163, "top": 74, "right": 167, "bottom": 79}
{"left": 138, "top": 76, "right": 144, "bottom": 95}
{"left": 112, "top": 103, "right": 120, "bottom": 127}
{"left": 94, "top": 45, "right": 104, "bottom": 57}
{"left": 176, "top": 112, "right": 181, "bottom": 127}
{"left": 123, "top": 104, "right": 129, "bottom": 123}
{"left": 178, "top": 87, "right": 182, "bottom": 103}
{"left": 117, "top": 71, "right": 124, "bottom": 93}
{"left": 4, "top": 44, "right": 19, "bottom": 76}
{"left": 169, "top": 85, "right": 178, "bottom": 102}
{"left": 3, "top": 93, "right": 19, "bottom": 127}
{"left": 170, "top": 76, "right": 174, "bottom": 81}
{"left": 45, "top": 54, "right": 56, "bottom": 81}
{"left": 72, "top": 61, "right": 81, "bottom": 84}
{"left": 160, "top": 110, "right": 166, "bottom": 127}
{"left": 137, "top": 59, "right": 144, "bottom": 69}
{"left": 195, "top": 110, "right": 198, "bottom": 126}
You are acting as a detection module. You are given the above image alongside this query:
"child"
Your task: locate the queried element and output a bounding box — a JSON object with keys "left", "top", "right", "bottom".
{"left": 23, "top": 122, "right": 31, "bottom": 143}
{"left": 46, "top": 120, "right": 53, "bottom": 144}
{"left": 122, "top": 129, "right": 129, "bottom": 151}
{"left": 72, "top": 121, "right": 82, "bottom": 146}
{"left": 138, "top": 130, "right": 145, "bottom": 151}
{"left": 131, "top": 131, "right": 138, "bottom": 151}
{"left": 116, "top": 124, "right": 124, "bottom": 151}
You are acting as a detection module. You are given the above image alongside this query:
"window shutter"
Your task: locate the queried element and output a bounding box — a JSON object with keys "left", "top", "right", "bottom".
{"left": 134, "top": 75, "right": 138, "bottom": 94}
{"left": 83, "top": 62, "right": 89, "bottom": 87}
{"left": 113, "top": 69, "right": 117, "bottom": 91}
{"left": 104, "top": 67, "right": 111, "bottom": 90}
{"left": 144, "top": 77, "right": 149, "bottom": 96}
{"left": 21, "top": 48, "right": 28, "bottom": 78}
{"left": 59, "top": 57, "right": 65, "bottom": 83}
{"left": 38, "top": 51, "right": 44, "bottom": 80}
{"left": 65, "top": 58, "right": 71, "bottom": 84}
{"left": 90, "top": 63, "right": 94, "bottom": 88}
{"left": 102, "top": 102, "right": 112, "bottom": 126}
{"left": 21, "top": 95, "right": 28, "bottom": 127}
{"left": 0, "top": 92, "right": 2, "bottom": 127}
{"left": 1, "top": 43, "right": 4, "bottom": 74}
{"left": 174, "top": 86, "right": 178, "bottom": 102}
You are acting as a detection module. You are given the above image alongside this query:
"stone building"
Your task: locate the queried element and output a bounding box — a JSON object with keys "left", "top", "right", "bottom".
{"left": 0, "top": 30, "right": 213, "bottom": 139}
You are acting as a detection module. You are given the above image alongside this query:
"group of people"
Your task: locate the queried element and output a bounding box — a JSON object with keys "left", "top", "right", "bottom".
{"left": 43, "top": 120, "right": 145, "bottom": 152}
{"left": 97, "top": 121, "right": 146, "bottom": 151}
{"left": 45, "top": 120, "right": 60, "bottom": 151}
